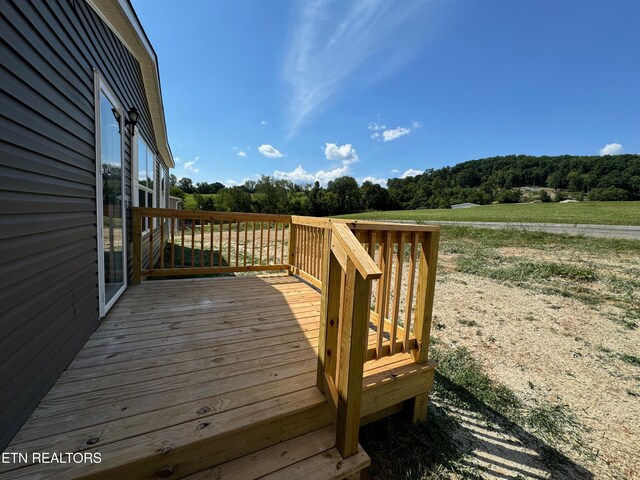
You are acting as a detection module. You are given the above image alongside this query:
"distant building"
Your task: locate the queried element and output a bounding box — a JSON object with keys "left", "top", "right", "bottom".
{"left": 169, "top": 195, "right": 184, "bottom": 209}
{"left": 451, "top": 203, "right": 480, "bottom": 209}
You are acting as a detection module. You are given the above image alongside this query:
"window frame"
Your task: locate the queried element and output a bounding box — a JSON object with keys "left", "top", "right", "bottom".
{"left": 132, "top": 128, "right": 157, "bottom": 232}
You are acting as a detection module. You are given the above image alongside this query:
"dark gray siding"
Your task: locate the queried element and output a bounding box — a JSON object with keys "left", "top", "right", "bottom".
{"left": 0, "top": 0, "right": 163, "bottom": 448}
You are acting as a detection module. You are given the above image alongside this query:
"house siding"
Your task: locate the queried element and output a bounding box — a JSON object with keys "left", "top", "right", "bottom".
{"left": 0, "top": 0, "right": 163, "bottom": 448}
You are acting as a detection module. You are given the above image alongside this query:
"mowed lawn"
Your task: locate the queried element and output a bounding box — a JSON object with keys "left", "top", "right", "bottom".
{"left": 338, "top": 201, "right": 640, "bottom": 226}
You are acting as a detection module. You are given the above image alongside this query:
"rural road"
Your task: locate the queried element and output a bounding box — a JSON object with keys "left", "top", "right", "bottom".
{"left": 377, "top": 220, "right": 640, "bottom": 240}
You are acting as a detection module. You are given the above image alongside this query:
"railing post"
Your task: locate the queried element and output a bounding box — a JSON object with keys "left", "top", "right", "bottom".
{"left": 132, "top": 208, "right": 142, "bottom": 285}
{"left": 287, "top": 221, "right": 296, "bottom": 275}
{"left": 409, "top": 230, "right": 440, "bottom": 422}
{"left": 336, "top": 259, "right": 371, "bottom": 458}
{"left": 317, "top": 227, "right": 341, "bottom": 393}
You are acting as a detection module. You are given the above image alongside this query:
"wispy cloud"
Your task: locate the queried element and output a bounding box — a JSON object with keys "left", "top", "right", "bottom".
{"left": 237, "top": 151, "right": 247, "bottom": 157}
{"left": 184, "top": 156, "right": 200, "bottom": 173}
{"left": 368, "top": 122, "right": 386, "bottom": 131}
{"left": 258, "top": 144, "right": 284, "bottom": 158}
{"left": 261, "top": 120, "right": 268, "bottom": 125}
{"left": 599, "top": 143, "right": 623, "bottom": 155}
{"left": 274, "top": 164, "right": 350, "bottom": 186}
{"left": 391, "top": 168, "right": 400, "bottom": 173}
{"left": 324, "top": 143, "right": 358, "bottom": 165}
{"left": 284, "top": 0, "right": 432, "bottom": 135}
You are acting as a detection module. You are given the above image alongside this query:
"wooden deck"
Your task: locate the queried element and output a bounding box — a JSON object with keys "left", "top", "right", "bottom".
{"left": 1, "top": 275, "right": 434, "bottom": 479}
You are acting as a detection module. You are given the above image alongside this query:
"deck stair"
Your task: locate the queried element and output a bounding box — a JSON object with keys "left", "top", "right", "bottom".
{"left": 183, "top": 426, "right": 370, "bottom": 480}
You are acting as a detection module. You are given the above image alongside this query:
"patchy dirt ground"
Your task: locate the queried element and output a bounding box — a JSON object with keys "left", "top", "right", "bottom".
{"left": 427, "top": 229, "right": 640, "bottom": 480}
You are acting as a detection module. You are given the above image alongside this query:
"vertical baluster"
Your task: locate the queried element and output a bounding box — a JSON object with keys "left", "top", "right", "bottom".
{"left": 160, "top": 215, "right": 164, "bottom": 271}
{"left": 148, "top": 213, "right": 154, "bottom": 272}
{"left": 390, "top": 233, "right": 405, "bottom": 354}
{"left": 258, "top": 221, "right": 263, "bottom": 265}
{"left": 200, "top": 219, "right": 204, "bottom": 267}
{"left": 403, "top": 232, "right": 418, "bottom": 352}
{"left": 243, "top": 221, "right": 248, "bottom": 266}
{"left": 209, "top": 219, "right": 214, "bottom": 267}
{"left": 181, "top": 217, "right": 185, "bottom": 268}
{"left": 274, "top": 222, "right": 278, "bottom": 265}
{"left": 281, "top": 223, "right": 286, "bottom": 266}
{"left": 190, "top": 218, "right": 195, "bottom": 268}
{"left": 170, "top": 217, "right": 175, "bottom": 269}
{"left": 218, "top": 220, "right": 223, "bottom": 266}
{"left": 227, "top": 220, "right": 232, "bottom": 266}
{"left": 375, "top": 231, "right": 388, "bottom": 358}
{"left": 252, "top": 221, "right": 256, "bottom": 266}
{"left": 235, "top": 221, "right": 240, "bottom": 266}
{"left": 304, "top": 226, "right": 309, "bottom": 273}
{"left": 266, "top": 221, "right": 271, "bottom": 265}
{"left": 313, "top": 227, "right": 317, "bottom": 275}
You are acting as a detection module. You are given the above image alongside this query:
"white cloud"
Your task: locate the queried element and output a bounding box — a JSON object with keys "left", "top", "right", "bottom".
{"left": 225, "top": 179, "right": 240, "bottom": 187}
{"left": 383, "top": 126, "right": 411, "bottom": 142}
{"left": 361, "top": 176, "right": 387, "bottom": 188}
{"left": 368, "top": 122, "right": 386, "bottom": 131}
{"left": 274, "top": 164, "right": 350, "bottom": 186}
{"left": 261, "top": 120, "right": 268, "bottom": 125}
{"left": 258, "top": 144, "right": 284, "bottom": 158}
{"left": 391, "top": 168, "right": 400, "bottom": 173}
{"left": 173, "top": 156, "right": 181, "bottom": 164}
{"left": 237, "top": 151, "right": 247, "bottom": 158}
{"left": 324, "top": 143, "right": 359, "bottom": 165}
{"left": 184, "top": 157, "right": 199, "bottom": 173}
{"left": 283, "top": 1, "right": 432, "bottom": 135}
{"left": 401, "top": 168, "right": 423, "bottom": 178}
{"left": 599, "top": 143, "right": 623, "bottom": 156}
{"left": 412, "top": 121, "right": 422, "bottom": 128}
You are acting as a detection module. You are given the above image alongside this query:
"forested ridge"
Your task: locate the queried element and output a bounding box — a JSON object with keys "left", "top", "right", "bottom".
{"left": 171, "top": 154, "right": 640, "bottom": 215}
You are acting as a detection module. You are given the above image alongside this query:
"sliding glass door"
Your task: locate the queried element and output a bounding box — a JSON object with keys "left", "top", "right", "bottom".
{"left": 97, "top": 82, "right": 126, "bottom": 315}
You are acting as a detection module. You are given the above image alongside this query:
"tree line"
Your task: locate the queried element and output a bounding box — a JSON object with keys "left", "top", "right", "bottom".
{"left": 168, "top": 154, "right": 639, "bottom": 215}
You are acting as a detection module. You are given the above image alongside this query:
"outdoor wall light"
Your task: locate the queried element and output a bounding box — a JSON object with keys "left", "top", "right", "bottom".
{"left": 125, "top": 106, "right": 139, "bottom": 131}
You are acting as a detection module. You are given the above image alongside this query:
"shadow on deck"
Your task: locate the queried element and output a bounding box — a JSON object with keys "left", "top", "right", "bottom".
{"left": 1, "top": 275, "right": 429, "bottom": 479}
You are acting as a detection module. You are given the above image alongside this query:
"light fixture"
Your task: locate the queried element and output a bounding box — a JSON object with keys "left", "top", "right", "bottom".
{"left": 125, "top": 107, "right": 139, "bottom": 131}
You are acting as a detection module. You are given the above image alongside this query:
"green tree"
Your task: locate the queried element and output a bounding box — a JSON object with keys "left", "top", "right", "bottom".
{"left": 218, "top": 187, "right": 253, "bottom": 212}
{"left": 178, "top": 177, "right": 195, "bottom": 194}
{"left": 326, "top": 176, "right": 363, "bottom": 214}
{"left": 361, "top": 181, "right": 390, "bottom": 210}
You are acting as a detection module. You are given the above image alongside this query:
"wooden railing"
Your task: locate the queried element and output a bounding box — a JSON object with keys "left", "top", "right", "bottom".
{"left": 288, "top": 216, "right": 326, "bottom": 288}
{"left": 132, "top": 208, "right": 440, "bottom": 458}
{"left": 350, "top": 223, "right": 440, "bottom": 364}
{"left": 132, "top": 208, "right": 291, "bottom": 283}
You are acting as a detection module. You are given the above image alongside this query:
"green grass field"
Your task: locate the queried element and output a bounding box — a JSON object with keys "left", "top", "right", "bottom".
{"left": 337, "top": 201, "right": 640, "bottom": 226}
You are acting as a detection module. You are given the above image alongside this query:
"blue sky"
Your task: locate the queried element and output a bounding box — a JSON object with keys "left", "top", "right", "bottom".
{"left": 133, "top": 0, "right": 640, "bottom": 187}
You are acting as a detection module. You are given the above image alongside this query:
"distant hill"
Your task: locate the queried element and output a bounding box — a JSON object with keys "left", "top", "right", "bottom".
{"left": 387, "top": 154, "right": 640, "bottom": 209}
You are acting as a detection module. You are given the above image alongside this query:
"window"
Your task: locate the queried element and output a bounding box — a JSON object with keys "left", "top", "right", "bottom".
{"left": 134, "top": 134, "right": 156, "bottom": 231}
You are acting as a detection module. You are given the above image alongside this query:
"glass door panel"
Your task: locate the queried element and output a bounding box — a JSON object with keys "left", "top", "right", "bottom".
{"left": 99, "top": 90, "right": 125, "bottom": 310}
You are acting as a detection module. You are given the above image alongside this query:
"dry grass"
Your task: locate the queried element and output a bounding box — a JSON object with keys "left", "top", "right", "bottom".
{"left": 415, "top": 227, "right": 640, "bottom": 479}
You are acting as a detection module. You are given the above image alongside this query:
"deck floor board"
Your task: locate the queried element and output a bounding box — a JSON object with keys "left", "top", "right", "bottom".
{"left": 1, "top": 274, "right": 410, "bottom": 479}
